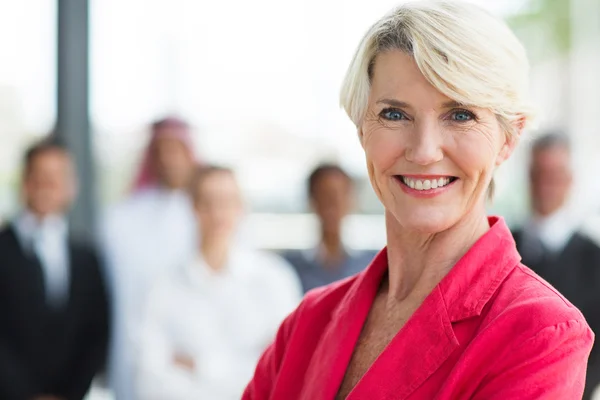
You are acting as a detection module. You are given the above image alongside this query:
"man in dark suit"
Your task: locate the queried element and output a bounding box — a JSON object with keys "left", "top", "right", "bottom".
{"left": 0, "top": 138, "right": 110, "bottom": 400}
{"left": 512, "top": 132, "right": 600, "bottom": 399}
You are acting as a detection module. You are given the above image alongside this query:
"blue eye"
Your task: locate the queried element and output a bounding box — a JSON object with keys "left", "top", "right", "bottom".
{"left": 381, "top": 109, "right": 407, "bottom": 121}
{"left": 451, "top": 110, "right": 474, "bottom": 122}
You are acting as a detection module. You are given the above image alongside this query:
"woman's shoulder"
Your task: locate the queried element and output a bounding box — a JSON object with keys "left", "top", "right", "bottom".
{"left": 266, "top": 273, "right": 363, "bottom": 352}
{"left": 483, "top": 262, "right": 590, "bottom": 340}
{"left": 297, "top": 273, "right": 362, "bottom": 317}
{"left": 458, "top": 262, "right": 594, "bottom": 397}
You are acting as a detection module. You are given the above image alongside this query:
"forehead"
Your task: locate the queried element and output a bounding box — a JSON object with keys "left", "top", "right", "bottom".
{"left": 312, "top": 172, "right": 353, "bottom": 200}
{"left": 153, "top": 136, "right": 188, "bottom": 149}
{"left": 30, "top": 148, "right": 72, "bottom": 167}
{"left": 532, "top": 145, "right": 570, "bottom": 163}
{"left": 314, "top": 170, "right": 351, "bottom": 187}
{"left": 370, "top": 50, "right": 450, "bottom": 105}
{"left": 155, "top": 123, "right": 189, "bottom": 135}
{"left": 195, "top": 172, "right": 238, "bottom": 196}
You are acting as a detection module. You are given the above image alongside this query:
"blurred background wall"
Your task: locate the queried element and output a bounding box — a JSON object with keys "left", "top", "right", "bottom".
{"left": 0, "top": 0, "right": 599, "bottom": 250}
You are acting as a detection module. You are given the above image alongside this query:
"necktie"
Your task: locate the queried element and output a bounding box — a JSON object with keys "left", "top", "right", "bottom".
{"left": 33, "top": 225, "right": 69, "bottom": 307}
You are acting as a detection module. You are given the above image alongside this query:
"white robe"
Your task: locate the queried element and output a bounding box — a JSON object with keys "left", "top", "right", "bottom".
{"left": 134, "top": 248, "right": 302, "bottom": 400}
{"left": 102, "top": 187, "right": 197, "bottom": 400}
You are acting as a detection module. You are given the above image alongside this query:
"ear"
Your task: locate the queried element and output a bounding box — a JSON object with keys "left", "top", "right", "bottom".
{"left": 309, "top": 197, "right": 317, "bottom": 213}
{"left": 496, "top": 116, "right": 525, "bottom": 166}
{"left": 20, "top": 181, "right": 28, "bottom": 203}
{"left": 68, "top": 167, "right": 80, "bottom": 204}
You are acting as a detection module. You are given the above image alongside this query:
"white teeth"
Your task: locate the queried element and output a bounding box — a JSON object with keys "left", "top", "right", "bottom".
{"left": 401, "top": 176, "right": 453, "bottom": 191}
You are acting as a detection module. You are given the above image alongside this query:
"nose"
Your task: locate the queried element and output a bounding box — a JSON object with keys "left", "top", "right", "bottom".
{"left": 404, "top": 122, "right": 444, "bottom": 166}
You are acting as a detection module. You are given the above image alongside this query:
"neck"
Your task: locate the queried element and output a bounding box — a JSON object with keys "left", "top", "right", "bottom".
{"left": 384, "top": 205, "right": 489, "bottom": 305}
{"left": 319, "top": 227, "right": 344, "bottom": 265}
{"left": 533, "top": 206, "right": 564, "bottom": 220}
{"left": 26, "top": 209, "right": 58, "bottom": 222}
{"left": 200, "top": 235, "right": 230, "bottom": 272}
{"left": 159, "top": 183, "right": 182, "bottom": 192}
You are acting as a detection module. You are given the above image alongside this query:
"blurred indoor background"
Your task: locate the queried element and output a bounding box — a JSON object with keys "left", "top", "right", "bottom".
{"left": 1, "top": 0, "right": 599, "bottom": 250}
{"left": 1, "top": 1, "right": 600, "bottom": 399}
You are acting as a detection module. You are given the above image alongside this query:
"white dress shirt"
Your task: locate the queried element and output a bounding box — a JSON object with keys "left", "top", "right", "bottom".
{"left": 13, "top": 211, "right": 70, "bottom": 306}
{"left": 102, "top": 187, "right": 198, "bottom": 400}
{"left": 523, "top": 208, "right": 579, "bottom": 253}
{"left": 134, "top": 247, "right": 303, "bottom": 400}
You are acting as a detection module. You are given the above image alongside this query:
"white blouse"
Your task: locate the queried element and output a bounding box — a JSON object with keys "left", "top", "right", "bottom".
{"left": 102, "top": 187, "right": 198, "bottom": 400}
{"left": 134, "top": 248, "right": 303, "bottom": 400}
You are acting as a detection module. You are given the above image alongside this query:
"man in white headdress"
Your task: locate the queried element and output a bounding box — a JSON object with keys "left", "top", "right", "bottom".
{"left": 102, "top": 117, "right": 199, "bottom": 400}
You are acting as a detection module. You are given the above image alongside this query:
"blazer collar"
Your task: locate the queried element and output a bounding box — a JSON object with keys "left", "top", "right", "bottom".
{"left": 438, "top": 216, "right": 521, "bottom": 322}
{"left": 300, "top": 216, "right": 520, "bottom": 400}
{"left": 335, "top": 216, "right": 520, "bottom": 323}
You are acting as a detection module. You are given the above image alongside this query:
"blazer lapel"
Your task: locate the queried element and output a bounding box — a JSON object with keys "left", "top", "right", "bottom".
{"left": 347, "top": 286, "right": 458, "bottom": 400}
{"left": 300, "top": 217, "right": 516, "bottom": 400}
{"left": 5, "top": 226, "right": 46, "bottom": 305}
{"left": 299, "top": 250, "right": 388, "bottom": 400}
{"left": 346, "top": 216, "right": 517, "bottom": 400}
{"left": 65, "top": 240, "right": 81, "bottom": 309}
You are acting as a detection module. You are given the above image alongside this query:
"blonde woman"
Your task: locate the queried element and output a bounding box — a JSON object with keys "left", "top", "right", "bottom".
{"left": 244, "top": 1, "right": 593, "bottom": 399}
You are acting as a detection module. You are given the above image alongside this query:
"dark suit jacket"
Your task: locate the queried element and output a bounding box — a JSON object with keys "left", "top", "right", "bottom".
{"left": 0, "top": 224, "right": 110, "bottom": 400}
{"left": 513, "top": 229, "right": 600, "bottom": 400}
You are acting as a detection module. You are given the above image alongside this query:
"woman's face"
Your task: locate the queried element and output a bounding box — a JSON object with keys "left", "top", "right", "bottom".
{"left": 361, "top": 50, "right": 517, "bottom": 233}
{"left": 193, "top": 172, "right": 243, "bottom": 240}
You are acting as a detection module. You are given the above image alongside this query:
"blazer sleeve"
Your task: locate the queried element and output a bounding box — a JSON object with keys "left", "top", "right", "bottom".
{"left": 472, "top": 319, "right": 594, "bottom": 400}
{"left": 0, "top": 340, "right": 36, "bottom": 399}
{"left": 242, "top": 301, "right": 303, "bottom": 400}
{"left": 62, "top": 251, "right": 111, "bottom": 400}
{"left": 0, "top": 233, "right": 36, "bottom": 399}
{"left": 134, "top": 279, "right": 205, "bottom": 400}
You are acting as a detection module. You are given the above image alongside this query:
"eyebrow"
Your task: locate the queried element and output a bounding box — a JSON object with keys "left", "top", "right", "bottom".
{"left": 377, "top": 98, "right": 470, "bottom": 111}
{"left": 441, "top": 100, "right": 467, "bottom": 109}
{"left": 376, "top": 99, "right": 411, "bottom": 108}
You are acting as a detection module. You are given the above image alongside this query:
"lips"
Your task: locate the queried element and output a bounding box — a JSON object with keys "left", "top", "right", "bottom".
{"left": 396, "top": 175, "right": 458, "bottom": 191}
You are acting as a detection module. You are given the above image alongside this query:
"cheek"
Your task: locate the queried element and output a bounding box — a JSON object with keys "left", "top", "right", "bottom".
{"left": 63, "top": 183, "right": 76, "bottom": 201}
{"left": 198, "top": 211, "right": 213, "bottom": 226}
{"left": 452, "top": 133, "right": 499, "bottom": 181}
{"left": 362, "top": 126, "right": 404, "bottom": 173}
{"left": 362, "top": 126, "right": 405, "bottom": 203}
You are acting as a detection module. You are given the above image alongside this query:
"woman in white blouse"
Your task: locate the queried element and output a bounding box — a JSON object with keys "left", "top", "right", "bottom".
{"left": 134, "top": 166, "right": 302, "bottom": 400}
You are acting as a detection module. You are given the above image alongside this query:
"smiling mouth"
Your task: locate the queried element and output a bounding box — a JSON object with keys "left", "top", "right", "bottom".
{"left": 395, "top": 175, "right": 458, "bottom": 191}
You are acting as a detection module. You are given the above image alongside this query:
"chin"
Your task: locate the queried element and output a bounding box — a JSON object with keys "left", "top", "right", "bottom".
{"left": 32, "top": 206, "right": 56, "bottom": 217}
{"left": 389, "top": 206, "right": 460, "bottom": 235}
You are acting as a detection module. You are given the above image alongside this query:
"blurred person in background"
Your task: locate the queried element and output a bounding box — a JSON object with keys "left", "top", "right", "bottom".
{"left": 512, "top": 132, "right": 600, "bottom": 399}
{"left": 283, "top": 164, "right": 375, "bottom": 293}
{"left": 0, "top": 138, "right": 109, "bottom": 400}
{"left": 102, "top": 117, "right": 199, "bottom": 400}
{"left": 134, "top": 165, "right": 301, "bottom": 400}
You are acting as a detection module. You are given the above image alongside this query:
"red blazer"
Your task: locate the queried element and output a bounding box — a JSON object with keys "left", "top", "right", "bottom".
{"left": 244, "top": 217, "right": 594, "bottom": 399}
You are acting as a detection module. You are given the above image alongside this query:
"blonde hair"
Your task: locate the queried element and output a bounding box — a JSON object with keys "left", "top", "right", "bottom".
{"left": 340, "top": 0, "right": 536, "bottom": 138}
